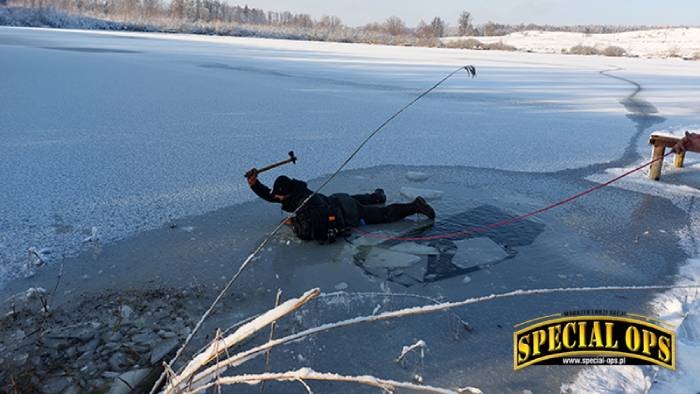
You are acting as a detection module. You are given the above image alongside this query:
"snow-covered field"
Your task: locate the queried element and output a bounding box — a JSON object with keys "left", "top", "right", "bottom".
{"left": 444, "top": 28, "right": 700, "bottom": 59}
{"left": 1, "top": 26, "right": 700, "bottom": 392}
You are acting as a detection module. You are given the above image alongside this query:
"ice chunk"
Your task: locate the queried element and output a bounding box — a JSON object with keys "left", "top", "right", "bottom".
{"left": 334, "top": 282, "right": 348, "bottom": 290}
{"left": 451, "top": 238, "right": 509, "bottom": 269}
{"left": 363, "top": 248, "right": 422, "bottom": 269}
{"left": 389, "top": 242, "right": 439, "bottom": 255}
{"left": 400, "top": 187, "right": 443, "bottom": 201}
{"left": 405, "top": 171, "right": 430, "bottom": 182}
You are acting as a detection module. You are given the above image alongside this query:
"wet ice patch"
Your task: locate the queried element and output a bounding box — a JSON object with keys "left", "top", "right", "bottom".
{"left": 451, "top": 238, "right": 509, "bottom": 269}
{"left": 400, "top": 187, "right": 443, "bottom": 200}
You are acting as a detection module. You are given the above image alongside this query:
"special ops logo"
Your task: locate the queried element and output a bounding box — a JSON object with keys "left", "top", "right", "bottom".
{"left": 513, "top": 313, "right": 676, "bottom": 370}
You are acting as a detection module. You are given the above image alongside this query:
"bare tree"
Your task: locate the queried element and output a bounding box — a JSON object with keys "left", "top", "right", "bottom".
{"left": 384, "top": 15, "right": 405, "bottom": 36}
{"left": 415, "top": 20, "right": 432, "bottom": 39}
{"left": 318, "top": 15, "right": 342, "bottom": 30}
{"left": 430, "top": 16, "right": 445, "bottom": 37}
{"left": 458, "top": 11, "right": 474, "bottom": 36}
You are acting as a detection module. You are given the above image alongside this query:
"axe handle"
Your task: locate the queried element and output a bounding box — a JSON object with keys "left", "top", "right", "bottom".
{"left": 245, "top": 158, "right": 294, "bottom": 178}
{"left": 258, "top": 158, "right": 295, "bottom": 173}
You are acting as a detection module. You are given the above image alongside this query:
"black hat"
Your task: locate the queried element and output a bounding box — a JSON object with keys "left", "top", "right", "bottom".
{"left": 272, "top": 176, "right": 293, "bottom": 195}
{"left": 272, "top": 176, "right": 308, "bottom": 197}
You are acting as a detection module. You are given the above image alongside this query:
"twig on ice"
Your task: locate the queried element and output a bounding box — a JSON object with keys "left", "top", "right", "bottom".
{"left": 260, "top": 289, "right": 283, "bottom": 394}
{"left": 396, "top": 340, "right": 426, "bottom": 364}
{"left": 190, "top": 368, "right": 459, "bottom": 394}
{"left": 457, "top": 387, "right": 483, "bottom": 394}
{"left": 296, "top": 378, "right": 313, "bottom": 393}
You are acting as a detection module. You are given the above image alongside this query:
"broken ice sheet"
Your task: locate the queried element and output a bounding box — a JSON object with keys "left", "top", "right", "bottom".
{"left": 400, "top": 187, "right": 444, "bottom": 200}
{"left": 363, "top": 247, "right": 422, "bottom": 269}
{"left": 389, "top": 242, "right": 439, "bottom": 255}
{"left": 451, "top": 237, "right": 509, "bottom": 269}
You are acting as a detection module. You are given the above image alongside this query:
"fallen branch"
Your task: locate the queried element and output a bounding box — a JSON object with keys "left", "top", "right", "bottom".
{"left": 259, "top": 289, "right": 283, "bottom": 394}
{"left": 165, "top": 288, "right": 320, "bottom": 393}
{"left": 190, "top": 368, "right": 463, "bottom": 394}
{"left": 187, "top": 283, "right": 700, "bottom": 388}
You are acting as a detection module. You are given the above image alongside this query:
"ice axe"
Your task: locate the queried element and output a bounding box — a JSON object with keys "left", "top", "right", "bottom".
{"left": 245, "top": 151, "right": 297, "bottom": 178}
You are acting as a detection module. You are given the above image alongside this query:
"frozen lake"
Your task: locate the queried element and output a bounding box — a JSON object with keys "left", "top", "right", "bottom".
{"left": 1, "top": 27, "right": 699, "bottom": 393}
{"left": 2, "top": 26, "right": 698, "bottom": 281}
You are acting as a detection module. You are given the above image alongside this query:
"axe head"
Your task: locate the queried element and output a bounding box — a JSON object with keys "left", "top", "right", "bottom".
{"left": 288, "top": 151, "right": 297, "bottom": 164}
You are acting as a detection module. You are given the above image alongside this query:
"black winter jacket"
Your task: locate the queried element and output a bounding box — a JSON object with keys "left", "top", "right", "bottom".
{"left": 251, "top": 178, "right": 361, "bottom": 227}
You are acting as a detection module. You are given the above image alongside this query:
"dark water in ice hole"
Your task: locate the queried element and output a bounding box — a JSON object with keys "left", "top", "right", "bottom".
{"left": 351, "top": 205, "right": 545, "bottom": 287}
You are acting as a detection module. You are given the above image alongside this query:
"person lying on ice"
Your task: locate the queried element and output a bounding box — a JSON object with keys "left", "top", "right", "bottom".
{"left": 246, "top": 169, "right": 435, "bottom": 242}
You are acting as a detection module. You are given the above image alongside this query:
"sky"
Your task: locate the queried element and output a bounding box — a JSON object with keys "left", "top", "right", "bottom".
{"left": 231, "top": 0, "right": 699, "bottom": 27}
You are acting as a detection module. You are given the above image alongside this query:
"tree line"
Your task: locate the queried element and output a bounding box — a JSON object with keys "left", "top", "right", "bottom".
{"left": 3, "top": 0, "right": 677, "bottom": 42}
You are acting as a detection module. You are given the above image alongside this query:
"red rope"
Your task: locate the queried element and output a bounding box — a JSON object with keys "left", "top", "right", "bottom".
{"left": 352, "top": 151, "right": 674, "bottom": 241}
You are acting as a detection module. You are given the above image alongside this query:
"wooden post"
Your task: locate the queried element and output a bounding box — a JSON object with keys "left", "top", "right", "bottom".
{"left": 649, "top": 143, "right": 665, "bottom": 180}
{"left": 674, "top": 151, "right": 686, "bottom": 168}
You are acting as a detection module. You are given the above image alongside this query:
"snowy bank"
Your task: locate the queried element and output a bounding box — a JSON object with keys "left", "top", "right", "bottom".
{"left": 444, "top": 28, "right": 700, "bottom": 60}
{"left": 567, "top": 127, "right": 700, "bottom": 393}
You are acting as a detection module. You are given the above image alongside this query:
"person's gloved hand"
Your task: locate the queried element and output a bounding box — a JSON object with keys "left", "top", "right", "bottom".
{"left": 673, "top": 132, "right": 700, "bottom": 154}
{"left": 246, "top": 168, "right": 258, "bottom": 186}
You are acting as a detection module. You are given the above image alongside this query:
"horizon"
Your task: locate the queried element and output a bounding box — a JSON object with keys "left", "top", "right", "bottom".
{"left": 228, "top": 0, "right": 700, "bottom": 28}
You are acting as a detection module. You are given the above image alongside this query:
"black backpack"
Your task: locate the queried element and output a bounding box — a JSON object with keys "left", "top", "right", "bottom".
{"left": 292, "top": 195, "right": 345, "bottom": 243}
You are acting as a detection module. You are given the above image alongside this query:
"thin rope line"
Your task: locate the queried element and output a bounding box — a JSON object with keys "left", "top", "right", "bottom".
{"left": 352, "top": 151, "right": 674, "bottom": 241}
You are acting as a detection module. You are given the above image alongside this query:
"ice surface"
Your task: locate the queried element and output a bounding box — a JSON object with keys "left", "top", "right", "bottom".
{"left": 388, "top": 242, "right": 439, "bottom": 255}
{"left": 400, "top": 187, "right": 444, "bottom": 201}
{"left": 451, "top": 238, "right": 510, "bottom": 269}
{"left": 405, "top": 171, "right": 430, "bottom": 182}
{"left": 2, "top": 27, "right": 699, "bottom": 284}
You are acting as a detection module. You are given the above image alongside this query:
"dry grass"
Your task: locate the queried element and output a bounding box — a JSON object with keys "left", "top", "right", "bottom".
{"left": 602, "top": 45, "right": 626, "bottom": 57}
{"left": 483, "top": 41, "right": 516, "bottom": 51}
{"left": 443, "top": 38, "right": 516, "bottom": 51}
{"left": 443, "top": 38, "right": 484, "bottom": 49}
{"left": 567, "top": 44, "right": 600, "bottom": 55}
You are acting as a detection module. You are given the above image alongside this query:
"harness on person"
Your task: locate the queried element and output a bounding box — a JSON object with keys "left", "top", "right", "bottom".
{"left": 291, "top": 196, "right": 346, "bottom": 243}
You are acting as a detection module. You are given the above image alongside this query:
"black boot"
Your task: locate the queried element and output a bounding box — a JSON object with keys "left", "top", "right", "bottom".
{"left": 412, "top": 197, "right": 435, "bottom": 219}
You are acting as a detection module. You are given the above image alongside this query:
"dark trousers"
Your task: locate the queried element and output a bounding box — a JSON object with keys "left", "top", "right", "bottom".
{"left": 349, "top": 193, "right": 417, "bottom": 225}
{"left": 350, "top": 193, "right": 378, "bottom": 205}
{"left": 329, "top": 191, "right": 417, "bottom": 226}
{"left": 358, "top": 203, "right": 418, "bottom": 224}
